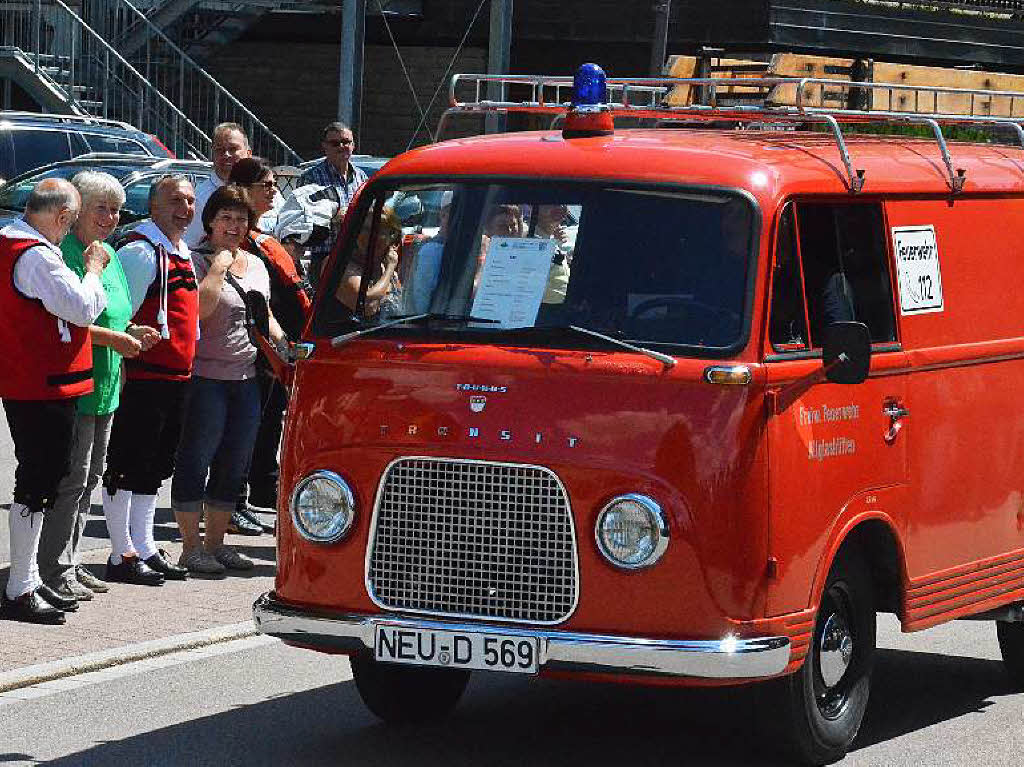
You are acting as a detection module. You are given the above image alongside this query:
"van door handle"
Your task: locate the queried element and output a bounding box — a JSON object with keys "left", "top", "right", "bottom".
{"left": 883, "top": 403, "right": 910, "bottom": 419}
{"left": 883, "top": 401, "right": 909, "bottom": 444}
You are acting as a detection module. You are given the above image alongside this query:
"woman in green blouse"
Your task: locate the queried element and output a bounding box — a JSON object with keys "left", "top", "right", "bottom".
{"left": 37, "top": 171, "right": 160, "bottom": 602}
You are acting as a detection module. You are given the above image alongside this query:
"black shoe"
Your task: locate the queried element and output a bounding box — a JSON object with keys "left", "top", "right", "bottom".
{"left": 1, "top": 590, "right": 65, "bottom": 625}
{"left": 106, "top": 556, "right": 165, "bottom": 586}
{"left": 227, "top": 509, "right": 263, "bottom": 536}
{"left": 36, "top": 582, "right": 79, "bottom": 611}
{"left": 144, "top": 549, "right": 188, "bottom": 581}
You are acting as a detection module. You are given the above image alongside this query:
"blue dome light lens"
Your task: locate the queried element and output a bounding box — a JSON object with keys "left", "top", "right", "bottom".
{"left": 572, "top": 63, "right": 608, "bottom": 108}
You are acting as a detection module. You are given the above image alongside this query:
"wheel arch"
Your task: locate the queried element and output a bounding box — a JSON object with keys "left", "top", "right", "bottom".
{"left": 812, "top": 513, "right": 907, "bottom": 620}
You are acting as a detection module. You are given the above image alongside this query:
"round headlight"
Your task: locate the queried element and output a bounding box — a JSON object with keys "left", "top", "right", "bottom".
{"left": 595, "top": 494, "right": 669, "bottom": 570}
{"left": 290, "top": 471, "right": 356, "bottom": 543}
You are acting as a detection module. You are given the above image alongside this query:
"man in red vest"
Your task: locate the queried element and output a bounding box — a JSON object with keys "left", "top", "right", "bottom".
{"left": 1, "top": 179, "right": 109, "bottom": 624}
{"left": 101, "top": 175, "right": 197, "bottom": 585}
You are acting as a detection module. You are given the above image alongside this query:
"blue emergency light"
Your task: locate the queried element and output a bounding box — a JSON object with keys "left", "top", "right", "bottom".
{"left": 564, "top": 63, "right": 614, "bottom": 138}
{"left": 572, "top": 63, "right": 608, "bottom": 108}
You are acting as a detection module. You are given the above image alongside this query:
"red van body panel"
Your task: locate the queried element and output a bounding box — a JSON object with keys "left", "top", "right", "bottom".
{"left": 268, "top": 126, "right": 1024, "bottom": 685}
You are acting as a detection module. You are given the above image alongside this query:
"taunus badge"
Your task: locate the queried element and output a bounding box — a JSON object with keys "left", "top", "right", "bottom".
{"left": 470, "top": 395, "right": 487, "bottom": 413}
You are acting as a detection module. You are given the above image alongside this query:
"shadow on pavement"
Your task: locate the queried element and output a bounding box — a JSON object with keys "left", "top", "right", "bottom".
{"left": 854, "top": 646, "right": 1013, "bottom": 749}
{"left": 39, "top": 645, "right": 1017, "bottom": 767}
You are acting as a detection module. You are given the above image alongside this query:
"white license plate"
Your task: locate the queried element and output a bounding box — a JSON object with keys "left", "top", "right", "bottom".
{"left": 373, "top": 625, "right": 539, "bottom": 674}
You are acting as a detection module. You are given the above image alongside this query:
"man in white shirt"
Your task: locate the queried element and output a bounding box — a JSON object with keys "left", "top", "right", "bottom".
{"left": 184, "top": 122, "right": 251, "bottom": 248}
{"left": 102, "top": 175, "right": 198, "bottom": 586}
{"left": 0, "top": 179, "right": 109, "bottom": 624}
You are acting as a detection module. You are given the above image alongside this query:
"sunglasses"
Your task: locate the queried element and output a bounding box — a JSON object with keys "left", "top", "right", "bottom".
{"left": 324, "top": 138, "right": 353, "bottom": 148}
{"left": 249, "top": 180, "right": 276, "bottom": 191}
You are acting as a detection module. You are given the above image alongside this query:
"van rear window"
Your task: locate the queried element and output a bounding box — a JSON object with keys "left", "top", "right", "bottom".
{"left": 317, "top": 182, "right": 755, "bottom": 354}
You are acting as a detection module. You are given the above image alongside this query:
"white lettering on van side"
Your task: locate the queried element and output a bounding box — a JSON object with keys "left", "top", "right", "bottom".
{"left": 797, "top": 403, "right": 860, "bottom": 425}
{"left": 808, "top": 437, "right": 857, "bottom": 461}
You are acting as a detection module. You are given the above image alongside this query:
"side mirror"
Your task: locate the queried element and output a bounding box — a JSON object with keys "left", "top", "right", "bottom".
{"left": 823, "top": 321, "right": 871, "bottom": 385}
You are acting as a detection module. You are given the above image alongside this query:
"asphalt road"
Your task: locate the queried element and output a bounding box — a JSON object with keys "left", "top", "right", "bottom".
{"left": 1, "top": 615, "right": 1021, "bottom": 766}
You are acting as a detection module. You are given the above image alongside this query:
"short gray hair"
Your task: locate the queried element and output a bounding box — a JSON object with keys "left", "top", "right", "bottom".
{"left": 148, "top": 173, "right": 192, "bottom": 207}
{"left": 70, "top": 170, "right": 126, "bottom": 208}
{"left": 24, "top": 178, "right": 78, "bottom": 215}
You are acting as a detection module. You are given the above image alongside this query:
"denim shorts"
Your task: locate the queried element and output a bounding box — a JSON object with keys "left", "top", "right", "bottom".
{"left": 171, "top": 376, "right": 262, "bottom": 510}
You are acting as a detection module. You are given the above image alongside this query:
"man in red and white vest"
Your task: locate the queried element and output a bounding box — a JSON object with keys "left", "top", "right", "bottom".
{"left": 101, "top": 175, "right": 197, "bottom": 585}
{"left": 0, "top": 179, "right": 109, "bottom": 624}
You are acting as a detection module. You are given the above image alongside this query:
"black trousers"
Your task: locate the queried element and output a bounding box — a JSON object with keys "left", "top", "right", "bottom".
{"left": 104, "top": 378, "right": 188, "bottom": 495}
{"left": 2, "top": 398, "right": 77, "bottom": 511}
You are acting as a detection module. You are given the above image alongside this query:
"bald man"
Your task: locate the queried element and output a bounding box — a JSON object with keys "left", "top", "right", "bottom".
{"left": 0, "top": 178, "right": 109, "bottom": 624}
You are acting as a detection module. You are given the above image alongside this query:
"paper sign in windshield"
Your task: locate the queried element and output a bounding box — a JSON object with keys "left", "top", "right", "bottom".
{"left": 470, "top": 237, "right": 554, "bottom": 328}
{"left": 892, "top": 225, "right": 944, "bottom": 314}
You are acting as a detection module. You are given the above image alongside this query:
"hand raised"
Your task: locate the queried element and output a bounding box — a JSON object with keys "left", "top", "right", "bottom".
{"left": 83, "top": 241, "right": 111, "bottom": 274}
{"left": 127, "top": 324, "right": 160, "bottom": 352}
{"left": 211, "top": 249, "right": 234, "bottom": 274}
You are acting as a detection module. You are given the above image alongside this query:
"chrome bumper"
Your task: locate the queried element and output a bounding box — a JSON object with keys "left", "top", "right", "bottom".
{"left": 253, "top": 592, "right": 791, "bottom": 680}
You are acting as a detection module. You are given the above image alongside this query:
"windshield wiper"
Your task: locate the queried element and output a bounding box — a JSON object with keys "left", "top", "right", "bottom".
{"left": 330, "top": 313, "right": 500, "bottom": 348}
{"left": 548, "top": 325, "right": 677, "bottom": 368}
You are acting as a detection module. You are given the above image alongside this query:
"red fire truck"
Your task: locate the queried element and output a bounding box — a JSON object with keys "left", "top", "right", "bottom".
{"left": 254, "top": 65, "right": 1024, "bottom": 764}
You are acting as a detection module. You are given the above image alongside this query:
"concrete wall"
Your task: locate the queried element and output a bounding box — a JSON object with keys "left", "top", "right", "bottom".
{"left": 203, "top": 41, "right": 485, "bottom": 160}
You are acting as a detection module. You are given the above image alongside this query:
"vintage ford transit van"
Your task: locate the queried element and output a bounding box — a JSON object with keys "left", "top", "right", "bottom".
{"left": 253, "top": 65, "right": 1024, "bottom": 764}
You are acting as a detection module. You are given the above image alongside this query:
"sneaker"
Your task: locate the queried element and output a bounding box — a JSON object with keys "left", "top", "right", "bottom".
{"left": 227, "top": 509, "right": 263, "bottom": 537}
{"left": 50, "top": 576, "right": 93, "bottom": 602}
{"left": 178, "top": 548, "right": 226, "bottom": 575}
{"left": 74, "top": 566, "right": 109, "bottom": 593}
{"left": 212, "top": 545, "right": 254, "bottom": 571}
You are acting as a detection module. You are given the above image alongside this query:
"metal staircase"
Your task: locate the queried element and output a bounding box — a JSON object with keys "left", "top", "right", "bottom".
{"left": 0, "top": 0, "right": 302, "bottom": 165}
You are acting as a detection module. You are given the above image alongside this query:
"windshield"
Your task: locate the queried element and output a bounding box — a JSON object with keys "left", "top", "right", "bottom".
{"left": 316, "top": 182, "right": 755, "bottom": 352}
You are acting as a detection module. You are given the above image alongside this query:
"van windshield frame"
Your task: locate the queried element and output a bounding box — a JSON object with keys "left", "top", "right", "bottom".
{"left": 313, "top": 177, "right": 761, "bottom": 359}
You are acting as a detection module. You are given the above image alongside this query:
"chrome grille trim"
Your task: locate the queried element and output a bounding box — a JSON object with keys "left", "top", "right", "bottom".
{"left": 365, "top": 457, "right": 579, "bottom": 625}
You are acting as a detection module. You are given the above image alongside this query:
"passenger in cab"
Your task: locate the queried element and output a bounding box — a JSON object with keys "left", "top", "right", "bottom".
{"left": 532, "top": 203, "right": 574, "bottom": 305}
{"left": 336, "top": 206, "right": 403, "bottom": 319}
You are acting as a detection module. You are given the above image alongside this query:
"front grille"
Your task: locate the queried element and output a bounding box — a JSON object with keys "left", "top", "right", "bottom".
{"left": 367, "top": 457, "right": 578, "bottom": 624}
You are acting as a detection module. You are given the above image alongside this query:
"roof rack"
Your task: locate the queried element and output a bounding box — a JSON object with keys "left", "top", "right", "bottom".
{"left": 441, "top": 74, "right": 1024, "bottom": 194}
{"left": 0, "top": 110, "right": 137, "bottom": 131}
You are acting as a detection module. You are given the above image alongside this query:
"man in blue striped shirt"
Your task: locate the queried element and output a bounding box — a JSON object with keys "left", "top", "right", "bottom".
{"left": 297, "top": 121, "right": 368, "bottom": 287}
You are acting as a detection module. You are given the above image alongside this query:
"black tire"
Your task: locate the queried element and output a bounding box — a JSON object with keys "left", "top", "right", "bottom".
{"left": 996, "top": 621, "right": 1024, "bottom": 688}
{"left": 349, "top": 653, "right": 471, "bottom": 724}
{"left": 780, "top": 551, "right": 876, "bottom": 766}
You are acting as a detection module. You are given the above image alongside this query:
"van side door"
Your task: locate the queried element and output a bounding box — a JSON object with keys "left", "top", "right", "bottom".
{"left": 764, "top": 201, "right": 910, "bottom": 616}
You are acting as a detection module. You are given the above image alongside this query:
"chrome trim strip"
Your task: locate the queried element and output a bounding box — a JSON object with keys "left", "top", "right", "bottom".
{"left": 253, "top": 593, "right": 791, "bottom": 680}
{"left": 364, "top": 456, "right": 581, "bottom": 626}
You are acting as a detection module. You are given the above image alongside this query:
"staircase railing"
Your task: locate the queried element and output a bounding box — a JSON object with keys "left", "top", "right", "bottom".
{"left": 81, "top": 0, "right": 302, "bottom": 165}
{"left": 1, "top": 0, "right": 210, "bottom": 159}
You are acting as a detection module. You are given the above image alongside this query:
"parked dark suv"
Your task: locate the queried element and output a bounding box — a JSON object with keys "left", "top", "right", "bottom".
{"left": 0, "top": 112, "right": 174, "bottom": 183}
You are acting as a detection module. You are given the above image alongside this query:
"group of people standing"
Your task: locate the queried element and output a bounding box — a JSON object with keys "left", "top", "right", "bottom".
{"left": 0, "top": 119, "right": 366, "bottom": 624}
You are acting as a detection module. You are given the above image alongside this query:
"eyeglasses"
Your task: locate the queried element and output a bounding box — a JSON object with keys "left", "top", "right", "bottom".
{"left": 324, "top": 138, "right": 353, "bottom": 148}
{"left": 249, "top": 180, "right": 276, "bottom": 191}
